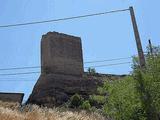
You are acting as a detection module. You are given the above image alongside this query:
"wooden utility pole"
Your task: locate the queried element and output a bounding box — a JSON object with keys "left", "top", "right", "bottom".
{"left": 129, "top": 6, "right": 146, "bottom": 68}
{"left": 148, "top": 39, "right": 153, "bottom": 55}
{"left": 130, "top": 8, "right": 158, "bottom": 119}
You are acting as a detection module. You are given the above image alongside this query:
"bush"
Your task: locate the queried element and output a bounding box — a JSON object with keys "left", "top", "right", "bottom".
{"left": 102, "top": 45, "right": 160, "bottom": 120}
{"left": 102, "top": 77, "right": 145, "bottom": 120}
{"left": 81, "top": 100, "right": 91, "bottom": 110}
{"left": 97, "top": 87, "right": 107, "bottom": 95}
{"left": 70, "top": 94, "right": 82, "bottom": 108}
{"left": 132, "top": 45, "right": 160, "bottom": 119}
{"left": 89, "top": 95, "right": 106, "bottom": 105}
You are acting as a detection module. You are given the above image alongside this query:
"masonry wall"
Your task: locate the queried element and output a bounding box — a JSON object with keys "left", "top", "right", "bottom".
{"left": 0, "top": 93, "right": 24, "bottom": 103}
{"left": 27, "top": 32, "right": 103, "bottom": 106}
{"left": 41, "top": 32, "right": 84, "bottom": 76}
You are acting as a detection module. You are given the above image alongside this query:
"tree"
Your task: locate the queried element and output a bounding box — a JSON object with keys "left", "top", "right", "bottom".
{"left": 133, "top": 45, "right": 160, "bottom": 120}
{"left": 87, "top": 67, "right": 96, "bottom": 75}
{"left": 102, "top": 45, "right": 160, "bottom": 120}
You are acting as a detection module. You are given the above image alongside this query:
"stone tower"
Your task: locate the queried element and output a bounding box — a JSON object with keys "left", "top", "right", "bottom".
{"left": 41, "top": 32, "right": 84, "bottom": 76}
{"left": 27, "top": 32, "right": 102, "bottom": 106}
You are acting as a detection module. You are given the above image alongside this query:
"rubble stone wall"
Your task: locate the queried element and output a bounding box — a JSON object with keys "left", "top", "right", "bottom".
{"left": 0, "top": 93, "right": 24, "bottom": 103}
{"left": 41, "top": 32, "right": 84, "bottom": 76}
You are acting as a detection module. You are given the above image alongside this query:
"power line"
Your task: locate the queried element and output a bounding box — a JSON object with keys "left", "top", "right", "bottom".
{"left": 0, "top": 61, "right": 131, "bottom": 76}
{"left": 0, "top": 8, "right": 129, "bottom": 28}
{"left": 0, "top": 56, "right": 132, "bottom": 71}
{"left": 0, "top": 71, "right": 40, "bottom": 76}
{"left": 0, "top": 66, "right": 40, "bottom": 71}
{"left": 84, "top": 62, "right": 131, "bottom": 68}
{"left": 85, "top": 57, "right": 132, "bottom": 64}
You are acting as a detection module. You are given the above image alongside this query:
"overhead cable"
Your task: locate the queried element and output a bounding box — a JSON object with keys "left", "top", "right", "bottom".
{"left": 0, "top": 61, "right": 131, "bottom": 76}
{"left": 0, "top": 8, "right": 129, "bottom": 28}
{"left": 84, "top": 62, "right": 131, "bottom": 68}
{"left": 0, "top": 56, "right": 132, "bottom": 71}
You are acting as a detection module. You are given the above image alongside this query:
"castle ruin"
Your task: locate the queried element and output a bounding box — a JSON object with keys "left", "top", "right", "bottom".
{"left": 27, "top": 32, "right": 102, "bottom": 106}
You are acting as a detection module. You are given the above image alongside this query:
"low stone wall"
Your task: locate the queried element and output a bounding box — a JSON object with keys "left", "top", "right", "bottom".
{"left": 0, "top": 92, "right": 24, "bottom": 103}
{"left": 84, "top": 72, "right": 127, "bottom": 81}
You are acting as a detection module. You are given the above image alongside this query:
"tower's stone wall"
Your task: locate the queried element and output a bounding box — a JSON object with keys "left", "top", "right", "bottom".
{"left": 41, "top": 32, "right": 84, "bottom": 76}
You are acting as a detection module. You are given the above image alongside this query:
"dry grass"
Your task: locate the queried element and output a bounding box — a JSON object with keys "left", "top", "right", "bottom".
{"left": 0, "top": 101, "right": 106, "bottom": 120}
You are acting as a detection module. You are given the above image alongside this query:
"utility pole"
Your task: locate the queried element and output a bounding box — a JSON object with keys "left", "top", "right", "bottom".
{"left": 148, "top": 39, "right": 153, "bottom": 55}
{"left": 129, "top": 7, "right": 159, "bottom": 120}
{"left": 129, "top": 6, "right": 146, "bottom": 68}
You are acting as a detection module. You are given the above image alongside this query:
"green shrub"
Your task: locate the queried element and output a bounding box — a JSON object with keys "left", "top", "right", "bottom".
{"left": 70, "top": 94, "right": 82, "bottom": 108}
{"left": 81, "top": 100, "right": 91, "bottom": 110}
{"left": 89, "top": 95, "right": 106, "bottom": 105}
{"left": 97, "top": 87, "right": 107, "bottom": 95}
{"left": 132, "top": 45, "right": 160, "bottom": 119}
{"left": 102, "top": 77, "right": 145, "bottom": 120}
{"left": 102, "top": 45, "right": 160, "bottom": 120}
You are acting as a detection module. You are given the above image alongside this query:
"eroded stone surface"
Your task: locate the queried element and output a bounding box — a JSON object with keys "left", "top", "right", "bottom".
{"left": 28, "top": 74, "right": 102, "bottom": 106}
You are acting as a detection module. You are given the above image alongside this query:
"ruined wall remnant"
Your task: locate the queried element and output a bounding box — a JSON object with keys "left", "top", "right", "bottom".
{"left": 41, "top": 32, "right": 84, "bottom": 76}
{"left": 27, "top": 32, "right": 102, "bottom": 106}
{"left": 0, "top": 92, "right": 24, "bottom": 103}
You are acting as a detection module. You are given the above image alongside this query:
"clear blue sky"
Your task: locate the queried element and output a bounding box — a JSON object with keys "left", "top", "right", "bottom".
{"left": 0, "top": 0, "right": 159, "bottom": 101}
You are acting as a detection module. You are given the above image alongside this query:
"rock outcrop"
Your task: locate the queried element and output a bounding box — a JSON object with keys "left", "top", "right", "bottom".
{"left": 28, "top": 73, "right": 102, "bottom": 106}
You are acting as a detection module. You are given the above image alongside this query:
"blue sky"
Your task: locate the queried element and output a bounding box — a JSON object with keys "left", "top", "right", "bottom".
{"left": 0, "top": 0, "right": 159, "bottom": 101}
